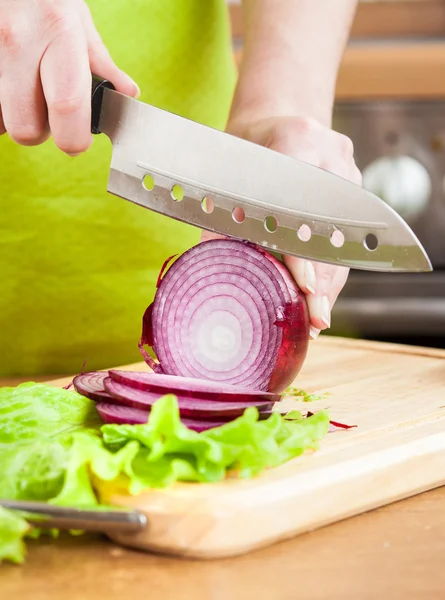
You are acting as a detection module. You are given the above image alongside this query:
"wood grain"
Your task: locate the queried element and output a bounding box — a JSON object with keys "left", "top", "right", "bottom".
{"left": 13, "top": 336, "right": 445, "bottom": 561}
{"left": 229, "top": 1, "right": 445, "bottom": 40}
{"left": 3, "top": 488, "right": 445, "bottom": 600}
{"left": 2, "top": 337, "right": 445, "bottom": 597}
{"left": 230, "top": 0, "right": 445, "bottom": 101}
{"left": 335, "top": 42, "right": 445, "bottom": 100}
{"left": 233, "top": 42, "right": 445, "bottom": 101}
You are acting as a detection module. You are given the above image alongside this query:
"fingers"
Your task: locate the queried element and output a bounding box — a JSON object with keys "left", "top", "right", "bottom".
{"left": 262, "top": 117, "right": 322, "bottom": 166}
{"left": 200, "top": 230, "right": 226, "bottom": 243}
{"left": 88, "top": 44, "right": 140, "bottom": 99}
{"left": 40, "top": 26, "right": 92, "bottom": 155}
{"left": 306, "top": 262, "right": 349, "bottom": 329}
{"left": 284, "top": 256, "right": 326, "bottom": 333}
{"left": 350, "top": 163, "right": 363, "bottom": 186}
{"left": 0, "top": 66, "right": 49, "bottom": 145}
{"left": 285, "top": 256, "right": 349, "bottom": 337}
{"left": 305, "top": 292, "right": 331, "bottom": 333}
{"left": 285, "top": 256, "right": 316, "bottom": 295}
{"left": 80, "top": 1, "right": 140, "bottom": 98}
{"left": 0, "top": 0, "right": 138, "bottom": 154}
{"left": 0, "top": 10, "right": 49, "bottom": 145}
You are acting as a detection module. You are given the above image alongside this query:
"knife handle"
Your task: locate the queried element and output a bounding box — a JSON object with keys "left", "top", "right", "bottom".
{"left": 91, "top": 75, "right": 115, "bottom": 135}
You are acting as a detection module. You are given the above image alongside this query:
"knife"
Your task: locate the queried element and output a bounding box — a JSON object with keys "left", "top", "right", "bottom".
{"left": 0, "top": 499, "right": 147, "bottom": 534}
{"left": 91, "top": 76, "right": 432, "bottom": 273}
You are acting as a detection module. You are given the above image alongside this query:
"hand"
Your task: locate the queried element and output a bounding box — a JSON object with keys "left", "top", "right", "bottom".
{"left": 0, "top": 0, "right": 139, "bottom": 155}
{"left": 202, "top": 115, "right": 362, "bottom": 339}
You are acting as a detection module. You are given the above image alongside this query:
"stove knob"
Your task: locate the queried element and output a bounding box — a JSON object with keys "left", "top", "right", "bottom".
{"left": 362, "top": 155, "right": 431, "bottom": 221}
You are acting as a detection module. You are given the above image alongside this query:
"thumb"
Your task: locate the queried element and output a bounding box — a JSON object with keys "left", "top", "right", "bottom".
{"left": 80, "top": 3, "right": 140, "bottom": 98}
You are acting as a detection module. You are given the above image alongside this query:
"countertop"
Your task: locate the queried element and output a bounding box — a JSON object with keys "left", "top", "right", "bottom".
{"left": 3, "top": 488, "right": 445, "bottom": 600}
{"left": 2, "top": 337, "right": 445, "bottom": 598}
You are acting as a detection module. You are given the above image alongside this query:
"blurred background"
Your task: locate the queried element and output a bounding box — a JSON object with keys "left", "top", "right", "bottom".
{"left": 228, "top": 0, "right": 445, "bottom": 349}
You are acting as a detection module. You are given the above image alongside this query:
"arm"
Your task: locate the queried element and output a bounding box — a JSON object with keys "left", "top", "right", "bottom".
{"left": 229, "top": 0, "right": 360, "bottom": 337}
{"left": 230, "top": 0, "right": 358, "bottom": 128}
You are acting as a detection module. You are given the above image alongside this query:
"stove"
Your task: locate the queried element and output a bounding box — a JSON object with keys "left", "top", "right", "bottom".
{"left": 331, "top": 99, "right": 445, "bottom": 346}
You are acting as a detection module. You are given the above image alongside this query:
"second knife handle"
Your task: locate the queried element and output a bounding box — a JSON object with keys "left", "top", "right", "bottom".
{"left": 91, "top": 75, "right": 115, "bottom": 135}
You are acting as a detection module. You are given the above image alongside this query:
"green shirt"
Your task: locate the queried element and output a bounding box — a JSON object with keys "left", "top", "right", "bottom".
{"left": 0, "top": 0, "right": 236, "bottom": 376}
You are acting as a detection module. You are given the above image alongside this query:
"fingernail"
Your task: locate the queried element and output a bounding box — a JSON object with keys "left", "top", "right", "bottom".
{"left": 129, "top": 77, "right": 141, "bottom": 98}
{"left": 322, "top": 296, "right": 331, "bottom": 328}
{"left": 309, "top": 326, "right": 320, "bottom": 340}
{"left": 67, "top": 152, "right": 81, "bottom": 157}
{"left": 121, "top": 70, "right": 141, "bottom": 98}
{"left": 304, "top": 261, "right": 316, "bottom": 294}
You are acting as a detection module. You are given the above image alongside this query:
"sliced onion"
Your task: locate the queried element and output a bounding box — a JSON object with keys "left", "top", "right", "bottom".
{"left": 108, "top": 370, "right": 280, "bottom": 402}
{"left": 103, "top": 378, "right": 274, "bottom": 419}
{"left": 96, "top": 402, "right": 229, "bottom": 432}
{"left": 142, "top": 239, "right": 309, "bottom": 393}
{"left": 96, "top": 402, "right": 150, "bottom": 425}
{"left": 73, "top": 371, "right": 112, "bottom": 402}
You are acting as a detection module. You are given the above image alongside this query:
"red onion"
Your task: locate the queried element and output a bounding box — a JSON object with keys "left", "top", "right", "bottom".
{"left": 96, "top": 402, "right": 228, "bottom": 432}
{"left": 108, "top": 370, "right": 280, "bottom": 402}
{"left": 141, "top": 239, "right": 309, "bottom": 393}
{"left": 96, "top": 402, "right": 149, "bottom": 425}
{"left": 73, "top": 371, "right": 112, "bottom": 402}
{"left": 103, "top": 378, "right": 274, "bottom": 420}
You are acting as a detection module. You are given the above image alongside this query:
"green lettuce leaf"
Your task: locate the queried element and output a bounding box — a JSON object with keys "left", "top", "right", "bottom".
{"left": 0, "top": 507, "right": 30, "bottom": 564}
{"left": 0, "top": 383, "right": 330, "bottom": 565}
{"left": 0, "top": 382, "right": 100, "bottom": 445}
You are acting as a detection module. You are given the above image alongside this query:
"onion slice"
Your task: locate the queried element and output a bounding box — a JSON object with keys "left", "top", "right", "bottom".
{"left": 108, "top": 370, "right": 280, "bottom": 403}
{"left": 103, "top": 378, "right": 274, "bottom": 419}
{"left": 96, "top": 402, "right": 229, "bottom": 432}
{"left": 73, "top": 372, "right": 112, "bottom": 402}
{"left": 96, "top": 402, "right": 149, "bottom": 425}
{"left": 142, "top": 239, "right": 309, "bottom": 393}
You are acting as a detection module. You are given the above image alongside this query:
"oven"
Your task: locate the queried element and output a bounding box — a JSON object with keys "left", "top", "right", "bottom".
{"left": 331, "top": 99, "right": 445, "bottom": 347}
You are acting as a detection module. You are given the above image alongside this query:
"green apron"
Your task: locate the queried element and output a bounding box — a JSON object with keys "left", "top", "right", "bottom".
{"left": 0, "top": 0, "right": 236, "bottom": 376}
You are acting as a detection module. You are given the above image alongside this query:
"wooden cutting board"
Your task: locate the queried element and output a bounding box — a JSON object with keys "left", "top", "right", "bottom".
{"left": 52, "top": 336, "right": 445, "bottom": 559}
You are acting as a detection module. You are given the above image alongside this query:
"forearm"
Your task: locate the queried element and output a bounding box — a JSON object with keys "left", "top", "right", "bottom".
{"left": 229, "top": 0, "right": 358, "bottom": 128}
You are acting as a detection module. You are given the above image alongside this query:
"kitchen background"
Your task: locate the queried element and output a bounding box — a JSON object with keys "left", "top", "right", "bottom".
{"left": 228, "top": 0, "right": 445, "bottom": 349}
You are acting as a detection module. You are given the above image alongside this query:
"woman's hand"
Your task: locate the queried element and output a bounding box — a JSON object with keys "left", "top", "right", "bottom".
{"left": 231, "top": 114, "right": 361, "bottom": 338}
{"left": 0, "top": 0, "right": 139, "bottom": 155}
{"left": 201, "top": 114, "right": 361, "bottom": 339}
{"left": 202, "top": 0, "right": 360, "bottom": 338}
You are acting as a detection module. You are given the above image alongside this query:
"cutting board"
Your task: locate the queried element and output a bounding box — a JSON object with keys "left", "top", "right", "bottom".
{"left": 53, "top": 336, "right": 445, "bottom": 559}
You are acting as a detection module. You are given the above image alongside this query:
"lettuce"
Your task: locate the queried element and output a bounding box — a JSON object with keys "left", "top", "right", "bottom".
{"left": 0, "top": 383, "right": 329, "bottom": 565}
{"left": 0, "top": 507, "right": 30, "bottom": 564}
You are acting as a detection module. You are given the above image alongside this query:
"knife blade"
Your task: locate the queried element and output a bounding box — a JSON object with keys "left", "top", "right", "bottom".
{"left": 91, "top": 77, "right": 432, "bottom": 273}
{"left": 0, "top": 499, "right": 147, "bottom": 534}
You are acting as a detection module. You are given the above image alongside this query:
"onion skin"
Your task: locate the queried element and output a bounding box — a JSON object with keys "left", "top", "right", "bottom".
{"left": 261, "top": 250, "right": 310, "bottom": 393}
{"left": 142, "top": 239, "right": 309, "bottom": 393}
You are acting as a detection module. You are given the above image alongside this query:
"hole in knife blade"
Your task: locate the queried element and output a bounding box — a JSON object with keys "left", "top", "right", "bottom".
{"left": 171, "top": 185, "right": 184, "bottom": 202}
{"left": 142, "top": 174, "right": 155, "bottom": 191}
{"left": 201, "top": 196, "right": 214, "bottom": 214}
{"left": 232, "top": 207, "right": 245, "bottom": 223}
{"left": 297, "top": 224, "right": 311, "bottom": 242}
{"left": 330, "top": 229, "right": 345, "bottom": 248}
{"left": 364, "top": 233, "right": 379, "bottom": 251}
{"left": 264, "top": 216, "right": 278, "bottom": 233}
